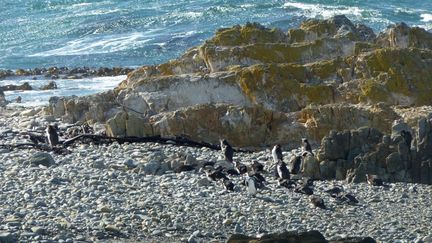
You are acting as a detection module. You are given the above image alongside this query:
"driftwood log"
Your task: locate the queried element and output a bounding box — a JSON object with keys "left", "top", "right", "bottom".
{"left": 0, "top": 133, "right": 254, "bottom": 154}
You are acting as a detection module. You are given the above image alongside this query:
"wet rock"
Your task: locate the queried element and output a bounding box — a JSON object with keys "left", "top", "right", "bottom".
{"left": 0, "top": 82, "right": 32, "bottom": 91}
{"left": 40, "top": 81, "right": 58, "bottom": 90}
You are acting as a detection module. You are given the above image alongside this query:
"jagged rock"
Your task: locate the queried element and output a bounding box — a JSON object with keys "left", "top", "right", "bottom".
{"left": 29, "top": 153, "right": 55, "bottom": 167}
{"left": 302, "top": 154, "right": 321, "bottom": 179}
{"left": 376, "top": 22, "right": 432, "bottom": 49}
{"left": 227, "top": 230, "right": 327, "bottom": 243}
{"left": 289, "top": 15, "right": 376, "bottom": 43}
{"left": 0, "top": 82, "right": 32, "bottom": 91}
{"left": 386, "top": 152, "right": 404, "bottom": 174}
{"left": 0, "top": 90, "right": 7, "bottom": 107}
{"left": 40, "top": 81, "right": 58, "bottom": 90}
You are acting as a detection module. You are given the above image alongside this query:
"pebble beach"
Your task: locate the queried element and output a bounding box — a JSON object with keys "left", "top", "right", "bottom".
{"left": 1, "top": 107, "right": 431, "bottom": 242}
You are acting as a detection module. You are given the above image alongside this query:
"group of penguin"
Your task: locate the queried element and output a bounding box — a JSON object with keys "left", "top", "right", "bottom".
{"left": 200, "top": 138, "right": 362, "bottom": 210}
{"left": 44, "top": 123, "right": 385, "bottom": 209}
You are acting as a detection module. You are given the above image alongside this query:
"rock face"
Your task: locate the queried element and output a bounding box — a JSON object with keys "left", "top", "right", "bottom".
{"left": 45, "top": 15, "right": 432, "bottom": 153}
{"left": 317, "top": 118, "right": 432, "bottom": 184}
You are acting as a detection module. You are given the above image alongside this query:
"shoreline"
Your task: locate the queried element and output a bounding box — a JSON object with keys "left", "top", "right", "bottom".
{"left": 1, "top": 105, "right": 431, "bottom": 242}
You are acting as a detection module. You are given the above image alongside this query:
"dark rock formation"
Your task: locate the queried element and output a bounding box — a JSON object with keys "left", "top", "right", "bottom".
{"left": 40, "top": 81, "right": 58, "bottom": 90}
{"left": 0, "top": 82, "right": 32, "bottom": 92}
{"left": 317, "top": 118, "right": 432, "bottom": 184}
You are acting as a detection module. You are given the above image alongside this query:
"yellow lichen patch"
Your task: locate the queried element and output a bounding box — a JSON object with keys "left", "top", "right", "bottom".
{"left": 235, "top": 63, "right": 338, "bottom": 109}
{"left": 156, "top": 63, "right": 175, "bottom": 76}
{"left": 207, "top": 23, "right": 285, "bottom": 46}
{"left": 357, "top": 48, "right": 432, "bottom": 105}
{"left": 308, "top": 58, "right": 347, "bottom": 80}
{"left": 359, "top": 79, "right": 389, "bottom": 103}
{"left": 300, "top": 19, "right": 337, "bottom": 37}
{"left": 300, "top": 84, "right": 335, "bottom": 104}
{"left": 287, "top": 29, "right": 307, "bottom": 43}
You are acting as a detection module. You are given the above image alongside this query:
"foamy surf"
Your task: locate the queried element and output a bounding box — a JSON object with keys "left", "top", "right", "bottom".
{"left": 2, "top": 75, "right": 125, "bottom": 107}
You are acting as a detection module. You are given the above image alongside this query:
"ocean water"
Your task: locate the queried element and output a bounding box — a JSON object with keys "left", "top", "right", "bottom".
{"left": 1, "top": 0, "right": 431, "bottom": 106}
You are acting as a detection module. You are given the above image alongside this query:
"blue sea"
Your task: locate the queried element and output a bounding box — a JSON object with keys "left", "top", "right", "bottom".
{"left": 1, "top": 0, "right": 431, "bottom": 106}
{"left": 1, "top": 0, "right": 431, "bottom": 70}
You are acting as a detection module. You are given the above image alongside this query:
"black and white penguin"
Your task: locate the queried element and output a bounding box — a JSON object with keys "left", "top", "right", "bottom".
{"left": 366, "top": 174, "right": 383, "bottom": 186}
{"left": 290, "top": 155, "right": 302, "bottom": 174}
{"left": 205, "top": 167, "right": 228, "bottom": 181}
{"left": 234, "top": 161, "right": 248, "bottom": 175}
{"left": 294, "top": 184, "right": 313, "bottom": 195}
{"left": 325, "top": 185, "right": 344, "bottom": 198}
{"left": 310, "top": 196, "right": 326, "bottom": 209}
{"left": 225, "top": 168, "right": 240, "bottom": 176}
{"left": 302, "top": 138, "right": 313, "bottom": 156}
{"left": 223, "top": 178, "right": 235, "bottom": 191}
{"left": 175, "top": 164, "right": 196, "bottom": 173}
{"left": 46, "top": 124, "right": 59, "bottom": 148}
{"left": 220, "top": 139, "right": 234, "bottom": 163}
{"left": 244, "top": 175, "right": 257, "bottom": 196}
{"left": 272, "top": 144, "right": 283, "bottom": 163}
{"left": 276, "top": 161, "right": 290, "bottom": 180}
{"left": 250, "top": 173, "right": 266, "bottom": 189}
{"left": 340, "top": 193, "right": 359, "bottom": 205}
{"left": 278, "top": 178, "right": 296, "bottom": 189}
{"left": 251, "top": 161, "right": 264, "bottom": 173}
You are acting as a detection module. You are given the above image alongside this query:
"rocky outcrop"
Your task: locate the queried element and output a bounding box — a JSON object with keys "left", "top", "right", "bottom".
{"left": 40, "top": 81, "right": 58, "bottom": 90}
{"left": 0, "top": 66, "right": 133, "bottom": 80}
{"left": 0, "top": 90, "right": 7, "bottom": 107}
{"left": 317, "top": 117, "right": 432, "bottom": 184}
{"left": 0, "top": 82, "right": 32, "bottom": 92}
{"left": 45, "top": 15, "right": 432, "bottom": 154}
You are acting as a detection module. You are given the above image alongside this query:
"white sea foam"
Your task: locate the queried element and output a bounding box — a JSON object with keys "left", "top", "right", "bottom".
{"left": 29, "top": 33, "right": 151, "bottom": 56}
{"left": 420, "top": 13, "right": 432, "bottom": 22}
{"left": 3, "top": 75, "right": 125, "bottom": 107}
{"left": 283, "top": 1, "right": 376, "bottom": 19}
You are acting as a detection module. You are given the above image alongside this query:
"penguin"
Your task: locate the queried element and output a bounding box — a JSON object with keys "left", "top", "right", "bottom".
{"left": 302, "top": 138, "right": 313, "bottom": 156}
{"left": 310, "top": 196, "right": 326, "bottom": 209}
{"left": 251, "top": 161, "right": 264, "bottom": 173}
{"left": 272, "top": 144, "right": 283, "bottom": 163}
{"left": 341, "top": 193, "right": 359, "bottom": 205}
{"left": 46, "top": 124, "right": 59, "bottom": 148}
{"left": 244, "top": 175, "right": 257, "bottom": 196}
{"left": 220, "top": 139, "right": 234, "bottom": 163}
{"left": 234, "top": 161, "right": 248, "bottom": 175}
{"left": 325, "top": 186, "right": 344, "bottom": 198}
{"left": 276, "top": 161, "right": 290, "bottom": 180}
{"left": 250, "top": 173, "right": 266, "bottom": 189}
{"left": 290, "top": 155, "right": 302, "bottom": 174}
{"left": 205, "top": 167, "right": 228, "bottom": 181}
{"left": 366, "top": 174, "right": 384, "bottom": 186}
{"left": 175, "top": 164, "right": 196, "bottom": 173}
{"left": 225, "top": 168, "right": 240, "bottom": 176}
{"left": 222, "top": 178, "right": 235, "bottom": 191}
{"left": 294, "top": 184, "right": 313, "bottom": 195}
{"left": 278, "top": 178, "right": 296, "bottom": 189}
